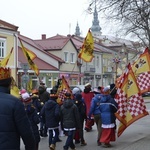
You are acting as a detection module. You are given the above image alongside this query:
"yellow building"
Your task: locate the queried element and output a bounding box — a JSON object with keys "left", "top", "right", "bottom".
{"left": 0, "top": 20, "right": 18, "bottom": 81}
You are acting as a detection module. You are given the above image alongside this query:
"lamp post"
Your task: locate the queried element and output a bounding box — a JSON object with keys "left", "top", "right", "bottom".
{"left": 112, "top": 53, "right": 121, "bottom": 82}
{"left": 21, "top": 63, "right": 29, "bottom": 90}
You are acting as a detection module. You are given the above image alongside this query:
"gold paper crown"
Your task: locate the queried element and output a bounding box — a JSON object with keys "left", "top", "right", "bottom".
{"left": 0, "top": 67, "right": 11, "bottom": 80}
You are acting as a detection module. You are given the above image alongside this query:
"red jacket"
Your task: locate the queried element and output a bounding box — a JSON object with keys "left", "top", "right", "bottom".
{"left": 82, "top": 92, "right": 94, "bottom": 115}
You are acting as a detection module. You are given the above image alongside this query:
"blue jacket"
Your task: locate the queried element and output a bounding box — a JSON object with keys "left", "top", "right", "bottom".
{"left": 40, "top": 99, "right": 60, "bottom": 129}
{"left": 88, "top": 94, "right": 102, "bottom": 117}
{"left": 99, "top": 94, "right": 118, "bottom": 125}
{"left": 0, "top": 86, "right": 35, "bottom": 150}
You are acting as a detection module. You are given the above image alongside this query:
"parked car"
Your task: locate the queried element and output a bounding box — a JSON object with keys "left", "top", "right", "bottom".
{"left": 142, "top": 92, "right": 150, "bottom": 97}
{"left": 46, "top": 87, "right": 52, "bottom": 93}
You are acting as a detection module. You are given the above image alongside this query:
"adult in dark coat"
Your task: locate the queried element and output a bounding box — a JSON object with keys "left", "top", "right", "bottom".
{"left": 60, "top": 93, "right": 80, "bottom": 150}
{"left": 40, "top": 96, "right": 60, "bottom": 150}
{"left": 74, "top": 93, "right": 87, "bottom": 146}
{"left": 0, "top": 67, "right": 35, "bottom": 150}
{"left": 25, "top": 104, "right": 41, "bottom": 150}
{"left": 38, "top": 85, "right": 50, "bottom": 137}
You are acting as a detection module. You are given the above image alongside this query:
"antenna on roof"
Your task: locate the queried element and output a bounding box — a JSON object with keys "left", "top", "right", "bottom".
{"left": 69, "top": 23, "right": 71, "bottom": 34}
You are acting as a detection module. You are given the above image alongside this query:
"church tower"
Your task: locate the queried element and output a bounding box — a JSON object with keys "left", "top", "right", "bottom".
{"left": 91, "top": 3, "right": 102, "bottom": 37}
{"left": 75, "top": 22, "right": 81, "bottom": 36}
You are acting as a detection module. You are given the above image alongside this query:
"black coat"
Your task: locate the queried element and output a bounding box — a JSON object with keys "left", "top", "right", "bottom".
{"left": 40, "top": 99, "right": 60, "bottom": 129}
{"left": 60, "top": 99, "right": 80, "bottom": 130}
{"left": 0, "top": 86, "right": 35, "bottom": 150}
{"left": 25, "top": 105, "right": 40, "bottom": 143}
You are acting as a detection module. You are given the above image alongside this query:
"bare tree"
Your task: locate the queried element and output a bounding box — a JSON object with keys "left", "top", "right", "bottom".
{"left": 89, "top": 0, "right": 150, "bottom": 48}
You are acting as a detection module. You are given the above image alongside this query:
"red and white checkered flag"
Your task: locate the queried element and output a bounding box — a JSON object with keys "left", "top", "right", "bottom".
{"left": 56, "top": 76, "right": 73, "bottom": 105}
{"left": 115, "top": 63, "right": 149, "bottom": 137}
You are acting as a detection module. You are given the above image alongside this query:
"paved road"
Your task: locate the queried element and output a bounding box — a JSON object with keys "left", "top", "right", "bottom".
{"left": 21, "top": 100, "right": 150, "bottom": 150}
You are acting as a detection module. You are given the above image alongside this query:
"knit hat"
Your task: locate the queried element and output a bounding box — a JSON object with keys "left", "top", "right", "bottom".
{"left": 21, "top": 92, "right": 30, "bottom": 100}
{"left": 103, "top": 86, "right": 110, "bottom": 93}
{"left": 21, "top": 92, "right": 32, "bottom": 105}
{"left": 20, "top": 89, "right": 26, "bottom": 95}
{"left": 72, "top": 87, "right": 80, "bottom": 95}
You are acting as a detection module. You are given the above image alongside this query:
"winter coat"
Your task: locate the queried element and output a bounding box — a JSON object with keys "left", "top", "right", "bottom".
{"left": 32, "top": 96, "right": 43, "bottom": 112}
{"left": 25, "top": 104, "right": 40, "bottom": 144}
{"left": 40, "top": 99, "right": 60, "bottom": 129}
{"left": 0, "top": 86, "right": 35, "bottom": 150}
{"left": 82, "top": 91, "right": 94, "bottom": 115}
{"left": 99, "top": 94, "right": 118, "bottom": 125}
{"left": 74, "top": 98, "right": 87, "bottom": 121}
{"left": 88, "top": 94, "right": 102, "bottom": 117}
{"left": 60, "top": 99, "right": 80, "bottom": 130}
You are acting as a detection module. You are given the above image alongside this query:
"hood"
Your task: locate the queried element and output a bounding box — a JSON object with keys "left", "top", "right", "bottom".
{"left": 38, "top": 86, "right": 46, "bottom": 94}
{"left": 45, "top": 100, "right": 57, "bottom": 110}
{"left": 63, "top": 99, "right": 74, "bottom": 108}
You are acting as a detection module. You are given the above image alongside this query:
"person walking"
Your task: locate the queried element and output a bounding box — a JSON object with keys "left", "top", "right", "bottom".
{"left": 88, "top": 87, "right": 102, "bottom": 146}
{"left": 99, "top": 86, "right": 118, "bottom": 148}
{"left": 21, "top": 92, "right": 41, "bottom": 150}
{"left": 38, "top": 84, "right": 50, "bottom": 137}
{"left": 82, "top": 83, "right": 94, "bottom": 132}
{"left": 40, "top": 90, "right": 60, "bottom": 150}
{"left": 60, "top": 93, "right": 80, "bottom": 150}
{"left": 74, "top": 93, "right": 87, "bottom": 146}
{"left": 31, "top": 89, "right": 43, "bottom": 113}
{"left": 0, "top": 67, "right": 35, "bottom": 150}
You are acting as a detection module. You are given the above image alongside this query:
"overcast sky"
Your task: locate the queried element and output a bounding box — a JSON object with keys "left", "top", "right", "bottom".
{"left": 1, "top": 0, "right": 114, "bottom": 39}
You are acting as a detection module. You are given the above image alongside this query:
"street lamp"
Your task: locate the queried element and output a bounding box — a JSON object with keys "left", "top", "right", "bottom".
{"left": 112, "top": 53, "right": 121, "bottom": 81}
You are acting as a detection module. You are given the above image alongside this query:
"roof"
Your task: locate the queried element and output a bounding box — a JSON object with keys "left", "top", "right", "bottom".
{"left": 18, "top": 34, "right": 64, "bottom": 63}
{"left": 0, "top": 19, "right": 18, "bottom": 31}
{"left": 18, "top": 47, "right": 58, "bottom": 71}
{"left": 34, "top": 34, "right": 70, "bottom": 50}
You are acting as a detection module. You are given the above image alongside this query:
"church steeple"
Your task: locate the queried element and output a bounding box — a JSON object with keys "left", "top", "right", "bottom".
{"left": 75, "top": 22, "right": 81, "bottom": 36}
{"left": 91, "top": 2, "right": 102, "bottom": 37}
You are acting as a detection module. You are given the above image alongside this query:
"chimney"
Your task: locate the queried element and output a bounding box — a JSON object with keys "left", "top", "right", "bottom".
{"left": 42, "top": 34, "right": 46, "bottom": 40}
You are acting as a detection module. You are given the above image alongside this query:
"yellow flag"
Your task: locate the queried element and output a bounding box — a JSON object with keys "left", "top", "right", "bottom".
{"left": 131, "top": 47, "right": 150, "bottom": 93}
{"left": 0, "top": 47, "right": 13, "bottom": 67}
{"left": 132, "top": 47, "right": 150, "bottom": 76}
{"left": 78, "top": 29, "right": 94, "bottom": 62}
{"left": 11, "top": 77, "right": 20, "bottom": 98}
{"left": 115, "top": 64, "right": 148, "bottom": 137}
{"left": 19, "top": 38, "right": 39, "bottom": 76}
{"left": 24, "top": 48, "right": 36, "bottom": 60}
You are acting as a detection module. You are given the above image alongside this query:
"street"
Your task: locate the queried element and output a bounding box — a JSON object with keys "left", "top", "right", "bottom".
{"left": 21, "top": 100, "right": 150, "bottom": 150}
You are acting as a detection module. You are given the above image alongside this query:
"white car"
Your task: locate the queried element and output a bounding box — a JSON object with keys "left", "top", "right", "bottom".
{"left": 46, "top": 87, "right": 52, "bottom": 93}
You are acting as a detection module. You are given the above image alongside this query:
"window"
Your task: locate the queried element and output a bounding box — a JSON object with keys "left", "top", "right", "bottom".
{"left": 0, "top": 38, "right": 6, "bottom": 58}
{"left": 48, "top": 77, "right": 52, "bottom": 87}
{"left": 64, "top": 52, "right": 68, "bottom": 62}
{"left": 31, "top": 76, "right": 38, "bottom": 89}
{"left": 70, "top": 53, "right": 75, "bottom": 63}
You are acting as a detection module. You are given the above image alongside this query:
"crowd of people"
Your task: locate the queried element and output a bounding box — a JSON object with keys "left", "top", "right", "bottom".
{"left": 0, "top": 66, "right": 118, "bottom": 150}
